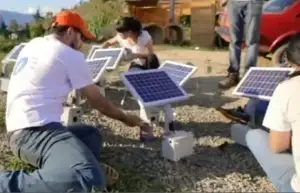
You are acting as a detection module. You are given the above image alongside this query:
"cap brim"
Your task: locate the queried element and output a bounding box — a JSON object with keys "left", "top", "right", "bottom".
{"left": 81, "top": 28, "right": 96, "bottom": 40}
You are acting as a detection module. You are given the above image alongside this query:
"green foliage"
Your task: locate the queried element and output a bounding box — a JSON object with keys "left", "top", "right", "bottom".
{"left": 33, "top": 7, "right": 43, "bottom": 21}
{"left": 29, "top": 22, "right": 45, "bottom": 38}
{"left": 0, "top": 105, "right": 5, "bottom": 133}
{"left": 78, "top": 0, "right": 124, "bottom": 38}
{"left": 0, "top": 38, "right": 19, "bottom": 52}
{"left": 0, "top": 21, "right": 9, "bottom": 38}
{"left": 8, "top": 19, "right": 19, "bottom": 33}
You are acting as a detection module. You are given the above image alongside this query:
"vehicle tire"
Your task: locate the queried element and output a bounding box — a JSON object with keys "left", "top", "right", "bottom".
{"left": 271, "top": 43, "right": 289, "bottom": 67}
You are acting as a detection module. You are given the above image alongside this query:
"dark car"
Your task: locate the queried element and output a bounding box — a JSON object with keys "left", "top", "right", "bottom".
{"left": 215, "top": 0, "right": 299, "bottom": 66}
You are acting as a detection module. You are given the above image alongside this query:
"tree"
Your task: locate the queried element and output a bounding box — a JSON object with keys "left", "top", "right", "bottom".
{"left": 33, "top": 7, "right": 42, "bottom": 21}
{"left": 0, "top": 21, "right": 6, "bottom": 31}
{"left": 29, "top": 22, "right": 45, "bottom": 38}
{"left": 8, "top": 19, "right": 19, "bottom": 33}
{"left": 24, "top": 23, "right": 31, "bottom": 38}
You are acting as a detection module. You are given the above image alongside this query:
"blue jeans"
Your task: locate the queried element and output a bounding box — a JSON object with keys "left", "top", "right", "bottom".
{"left": 0, "top": 122, "right": 106, "bottom": 192}
{"left": 231, "top": 124, "right": 295, "bottom": 192}
{"left": 244, "top": 99, "right": 269, "bottom": 124}
{"left": 227, "top": 0, "right": 263, "bottom": 73}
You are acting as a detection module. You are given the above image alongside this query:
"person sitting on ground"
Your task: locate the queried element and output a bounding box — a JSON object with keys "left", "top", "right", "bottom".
{"left": 0, "top": 11, "right": 153, "bottom": 192}
{"left": 230, "top": 33, "right": 300, "bottom": 192}
{"left": 102, "top": 16, "right": 160, "bottom": 71}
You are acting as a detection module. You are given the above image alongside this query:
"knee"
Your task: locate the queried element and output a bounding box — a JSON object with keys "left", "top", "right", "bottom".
{"left": 246, "top": 129, "right": 268, "bottom": 149}
{"left": 80, "top": 125, "right": 102, "bottom": 141}
{"left": 230, "top": 124, "right": 251, "bottom": 146}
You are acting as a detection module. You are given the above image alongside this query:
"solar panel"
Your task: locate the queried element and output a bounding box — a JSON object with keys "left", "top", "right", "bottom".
{"left": 86, "top": 45, "right": 102, "bottom": 59}
{"left": 86, "top": 57, "right": 111, "bottom": 83}
{"left": 159, "top": 60, "right": 197, "bottom": 86}
{"left": 2, "top": 43, "right": 27, "bottom": 63}
{"left": 233, "top": 67, "right": 295, "bottom": 101}
{"left": 91, "top": 48, "right": 124, "bottom": 70}
{"left": 120, "top": 69, "right": 190, "bottom": 107}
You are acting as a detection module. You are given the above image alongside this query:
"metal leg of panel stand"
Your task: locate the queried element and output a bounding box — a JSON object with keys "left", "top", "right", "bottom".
{"left": 62, "top": 90, "right": 83, "bottom": 126}
{"left": 139, "top": 102, "right": 160, "bottom": 127}
{"left": 163, "top": 104, "right": 175, "bottom": 137}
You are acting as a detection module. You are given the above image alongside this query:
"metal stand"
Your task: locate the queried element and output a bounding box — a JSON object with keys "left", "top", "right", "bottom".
{"left": 61, "top": 89, "right": 83, "bottom": 126}
{"left": 0, "top": 61, "right": 12, "bottom": 92}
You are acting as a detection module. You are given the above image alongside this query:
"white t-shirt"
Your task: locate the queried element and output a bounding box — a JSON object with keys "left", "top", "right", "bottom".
{"left": 5, "top": 36, "right": 94, "bottom": 132}
{"left": 116, "top": 30, "right": 152, "bottom": 65}
{"left": 263, "top": 75, "right": 300, "bottom": 192}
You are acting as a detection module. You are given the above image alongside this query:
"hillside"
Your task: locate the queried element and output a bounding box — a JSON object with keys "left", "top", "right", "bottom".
{"left": 0, "top": 10, "right": 34, "bottom": 26}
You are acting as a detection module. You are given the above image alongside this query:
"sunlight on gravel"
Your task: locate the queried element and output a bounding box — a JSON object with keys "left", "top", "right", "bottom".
{"left": 0, "top": 49, "right": 275, "bottom": 192}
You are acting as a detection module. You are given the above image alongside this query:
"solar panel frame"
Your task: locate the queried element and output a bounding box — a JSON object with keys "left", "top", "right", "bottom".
{"left": 159, "top": 60, "right": 197, "bottom": 86}
{"left": 2, "top": 43, "right": 27, "bottom": 63}
{"left": 86, "top": 57, "right": 111, "bottom": 83}
{"left": 90, "top": 47, "right": 125, "bottom": 70}
{"left": 86, "top": 45, "right": 102, "bottom": 60}
{"left": 120, "top": 69, "right": 190, "bottom": 107}
{"left": 232, "top": 67, "right": 295, "bottom": 101}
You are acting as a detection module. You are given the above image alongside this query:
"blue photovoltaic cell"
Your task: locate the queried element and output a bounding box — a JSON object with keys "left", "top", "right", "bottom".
{"left": 236, "top": 69, "right": 291, "bottom": 97}
{"left": 86, "top": 59, "right": 108, "bottom": 80}
{"left": 92, "top": 49, "right": 122, "bottom": 68}
{"left": 125, "top": 71, "right": 185, "bottom": 103}
{"left": 8, "top": 44, "right": 26, "bottom": 61}
{"left": 160, "top": 63, "right": 194, "bottom": 84}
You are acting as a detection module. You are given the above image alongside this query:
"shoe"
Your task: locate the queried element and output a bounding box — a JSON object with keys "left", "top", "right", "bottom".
{"left": 216, "top": 106, "right": 250, "bottom": 124}
{"left": 218, "top": 72, "right": 239, "bottom": 90}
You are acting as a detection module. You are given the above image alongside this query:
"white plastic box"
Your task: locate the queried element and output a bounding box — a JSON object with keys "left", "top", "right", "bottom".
{"left": 161, "top": 131, "right": 195, "bottom": 162}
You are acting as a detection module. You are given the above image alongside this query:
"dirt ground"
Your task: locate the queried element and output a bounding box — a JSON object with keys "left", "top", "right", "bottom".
{"left": 0, "top": 47, "right": 275, "bottom": 192}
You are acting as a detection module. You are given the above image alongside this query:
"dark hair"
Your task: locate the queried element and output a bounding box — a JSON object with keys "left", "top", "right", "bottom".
{"left": 115, "top": 17, "right": 142, "bottom": 35}
{"left": 287, "top": 33, "right": 300, "bottom": 66}
{"left": 49, "top": 25, "right": 87, "bottom": 41}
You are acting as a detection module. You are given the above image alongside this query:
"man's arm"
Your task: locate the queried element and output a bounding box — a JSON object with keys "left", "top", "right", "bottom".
{"left": 269, "top": 130, "right": 291, "bottom": 153}
{"left": 79, "top": 84, "right": 145, "bottom": 127}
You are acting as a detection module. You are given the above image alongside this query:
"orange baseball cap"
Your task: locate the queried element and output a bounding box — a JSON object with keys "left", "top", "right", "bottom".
{"left": 53, "top": 11, "right": 96, "bottom": 40}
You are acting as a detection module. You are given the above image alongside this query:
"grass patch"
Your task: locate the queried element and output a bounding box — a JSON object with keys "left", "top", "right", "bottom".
{"left": 106, "top": 163, "right": 166, "bottom": 192}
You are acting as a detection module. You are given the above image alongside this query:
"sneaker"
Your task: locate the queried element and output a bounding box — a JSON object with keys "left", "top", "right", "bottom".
{"left": 216, "top": 106, "right": 250, "bottom": 124}
{"left": 218, "top": 72, "right": 239, "bottom": 90}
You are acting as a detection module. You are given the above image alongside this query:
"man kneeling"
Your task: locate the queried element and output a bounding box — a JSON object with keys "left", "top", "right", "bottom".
{"left": 0, "top": 11, "right": 152, "bottom": 192}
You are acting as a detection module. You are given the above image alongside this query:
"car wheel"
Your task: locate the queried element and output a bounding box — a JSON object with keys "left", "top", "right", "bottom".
{"left": 272, "top": 43, "right": 290, "bottom": 67}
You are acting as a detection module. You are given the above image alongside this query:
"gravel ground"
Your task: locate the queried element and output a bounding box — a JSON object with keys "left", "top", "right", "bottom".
{"left": 0, "top": 49, "right": 276, "bottom": 192}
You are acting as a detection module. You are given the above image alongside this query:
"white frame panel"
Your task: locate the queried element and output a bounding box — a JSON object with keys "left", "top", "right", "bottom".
{"left": 86, "top": 57, "right": 111, "bottom": 83}
{"left": 86, "top": 45, "right": 102, "bottom": 60}
{"left": 232, "top": 67, "right": 295, "bottom": 101}
{"left": 120, "top": 69, "right": 190, "bottom": 107}
{"left": 2, "top": 43, "right": 27, "bottom": 63}
{"left": 90, "top": 47, "right": 125, "bottom": 70}
{"left": 159, "top": 60, "right": 197, "bottom": 86}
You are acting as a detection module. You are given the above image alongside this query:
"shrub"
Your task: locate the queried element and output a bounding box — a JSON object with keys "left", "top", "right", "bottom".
{"left": 0, "top": 39, "right": 19, "bottom": 53}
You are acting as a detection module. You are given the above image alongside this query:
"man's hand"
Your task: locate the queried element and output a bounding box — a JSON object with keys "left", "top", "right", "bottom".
{"left": 123, "top": 113, "right": 145, "bottom": 127}
{"left": 220, "top": 0, "right": 228, "bottom": 7}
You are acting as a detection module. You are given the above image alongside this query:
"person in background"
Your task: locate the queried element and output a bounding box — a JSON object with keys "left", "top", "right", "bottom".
{"left": 0, "top": 11, "right": 153, "bottom": 192}
{"left": 229, "top": 33, "right": 300, "bottom": 192}
{"left": 217, "top": 99, "right": 269, "bottom": 125}
{"left": 218, "top": 0, "right": 264, "bottom": 89}
{"left": 102, "top": 16, "right": 160, "bottom": 71}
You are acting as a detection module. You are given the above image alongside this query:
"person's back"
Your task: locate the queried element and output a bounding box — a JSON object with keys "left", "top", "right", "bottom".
{"left": 6, "top": 36, "right": 87, "bottom": 132}
{"left": 263, "top": 74, "right": 300, "bottom": 191}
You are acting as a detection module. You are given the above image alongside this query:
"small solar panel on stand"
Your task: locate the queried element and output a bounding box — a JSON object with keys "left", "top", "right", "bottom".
{"left": 233, "top": 67, "right": 294, "bottom": 100}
